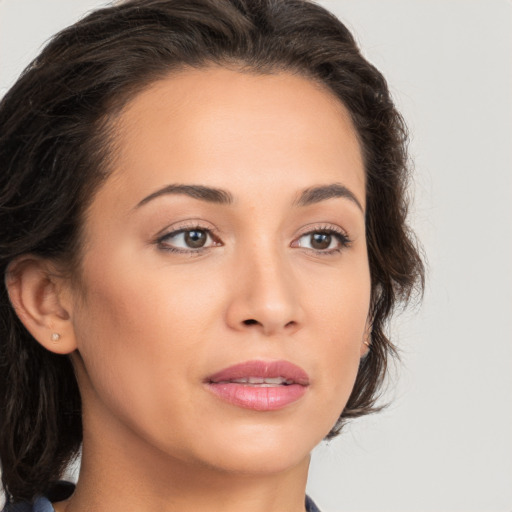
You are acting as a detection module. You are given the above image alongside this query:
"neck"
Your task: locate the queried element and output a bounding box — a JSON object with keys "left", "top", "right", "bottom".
{"left": 61, "top": 403, "right": 311, "bottom": 512}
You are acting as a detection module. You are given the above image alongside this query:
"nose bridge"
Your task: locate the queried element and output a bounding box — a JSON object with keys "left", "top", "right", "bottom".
{"left": 227, "top": 234, "right": 302, "bottom": 335}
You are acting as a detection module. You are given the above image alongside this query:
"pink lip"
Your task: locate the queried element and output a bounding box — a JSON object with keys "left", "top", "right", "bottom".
{"left": 204, "top": 360, "right": 310, "bottom": 411}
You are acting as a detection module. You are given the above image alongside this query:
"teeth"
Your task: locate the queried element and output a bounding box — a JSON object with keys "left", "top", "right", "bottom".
{"left": 226, "top": 377, "right": 293, "bottom": 386}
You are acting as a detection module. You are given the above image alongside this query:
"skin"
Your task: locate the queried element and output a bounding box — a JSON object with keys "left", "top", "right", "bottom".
{"left": 7, "top": 66, "right": 370, "bottom": 512}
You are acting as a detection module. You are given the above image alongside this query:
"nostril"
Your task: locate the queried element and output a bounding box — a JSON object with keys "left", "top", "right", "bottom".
{"left": 243, "top": 319, "right": 259, "bottom": 326}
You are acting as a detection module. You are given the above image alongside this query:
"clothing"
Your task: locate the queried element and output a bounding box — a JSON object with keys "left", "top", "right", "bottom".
{"left": 2, "top": 482, "right": 74, "bottom": 512}
{"left": 3, "top": 482, "right": 322, "bottom": 512}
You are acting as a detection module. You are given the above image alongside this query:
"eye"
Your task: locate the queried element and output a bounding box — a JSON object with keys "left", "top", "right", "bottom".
{"left": 157, "top": 227, "right": 220, "bottom": 253}
{"left": 293, "top": 228, "right": 351, "bottom": 254}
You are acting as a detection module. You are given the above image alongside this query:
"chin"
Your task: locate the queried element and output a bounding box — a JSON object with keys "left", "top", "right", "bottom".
{"left": 199, "top": 446, "right": 310, "bottom": 476}
{"left": 183, "top": 421, "right": 323, "bottom": 475}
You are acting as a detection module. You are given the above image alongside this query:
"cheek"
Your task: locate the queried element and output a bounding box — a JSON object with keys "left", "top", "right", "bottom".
{"left": 70, "top": 246, "right": 225, "bottom": 417}
{"left": 305, "top": 251, "right": 371, "bottom": 337}
{"left": 305, "top": 256, "right": 370, "bottom": 409}
{"left": 75, "top": 245, "right": 216, "bottom": 345}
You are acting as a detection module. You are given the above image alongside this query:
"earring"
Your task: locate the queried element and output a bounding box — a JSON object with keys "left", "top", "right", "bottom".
{"left": 363, "top": 331, "right": 371, "bottom": 347}
{"left": 51, "top": 333, "right": 61, "bottom": 342}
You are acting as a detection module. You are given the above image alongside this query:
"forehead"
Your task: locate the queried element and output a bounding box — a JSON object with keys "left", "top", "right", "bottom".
{"left": 102, "top": 66, "right": 365, "bottom": 208}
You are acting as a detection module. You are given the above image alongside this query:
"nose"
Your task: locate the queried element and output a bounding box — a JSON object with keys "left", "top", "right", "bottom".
{"left": 225, "top": 246, "right": 304, "bottom": 337}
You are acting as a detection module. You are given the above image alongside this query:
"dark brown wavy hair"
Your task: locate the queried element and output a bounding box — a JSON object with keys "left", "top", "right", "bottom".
{"left": 0, "top": 0, "right": 424, "bottom": 503}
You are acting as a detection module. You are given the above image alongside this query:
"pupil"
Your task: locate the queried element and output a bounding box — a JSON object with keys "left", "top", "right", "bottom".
{"left": 185, "top": 230, "right": 207, "bottom": 248}
{"left": 311, "top": 233, "right": 331, "bottom": 250}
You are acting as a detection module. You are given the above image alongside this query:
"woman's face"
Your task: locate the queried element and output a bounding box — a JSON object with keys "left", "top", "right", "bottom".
{"left": 67, "top": 67, "right": 370, "bottom": 475}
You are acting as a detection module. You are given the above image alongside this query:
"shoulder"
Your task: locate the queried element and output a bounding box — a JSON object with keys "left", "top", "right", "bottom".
{"left": 306, "top": 494, "right": 322, "bottom": 512}
{"left": 2, "top": 482, "right": 74, "bottom": 512}
{"left": 2, "top": 496, "right": 53, "bottom": 512}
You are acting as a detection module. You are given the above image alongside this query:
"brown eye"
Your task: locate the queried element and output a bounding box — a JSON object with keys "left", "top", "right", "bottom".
{"left": 158, "top": 228, "right": 218, "bottom": 252}
{"left": 310, "top": 232, "right": 331, "bottom": 250}
{"left": 184, "top": 230, "right": 207, "bottom": 248}
{"left": 294, "top": 229, "right": 350, "bottom": 253}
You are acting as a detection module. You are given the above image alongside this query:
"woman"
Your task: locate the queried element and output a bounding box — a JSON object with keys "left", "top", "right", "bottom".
{"left": 0, "top": 1, "right": 424, "bottom": 511}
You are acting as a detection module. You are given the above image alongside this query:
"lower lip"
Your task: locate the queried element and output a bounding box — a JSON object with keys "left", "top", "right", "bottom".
{"left": 205, "top": 383, "right": 307, "bottom": 411}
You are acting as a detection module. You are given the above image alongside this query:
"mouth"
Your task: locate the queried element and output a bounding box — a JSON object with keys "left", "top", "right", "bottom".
{"left": 216, "top": 376, "right": 295, "bottom": 387}
{"left": 204, "top": 360, "right": 310, "bottom": 411}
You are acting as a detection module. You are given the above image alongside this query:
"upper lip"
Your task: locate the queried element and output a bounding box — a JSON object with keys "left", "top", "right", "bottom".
{"left": 205, "top": 360, "right": 310, "bottom": 386}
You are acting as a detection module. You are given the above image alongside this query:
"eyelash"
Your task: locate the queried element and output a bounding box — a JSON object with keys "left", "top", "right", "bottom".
{"left": 156, "top": 224, "right": 352, "bottom": 256}
{"left": 156, "top": 223, "right": 221, "bottom": 255}
{"left": 293, "top": 224, "right": 352, "bottom": 255}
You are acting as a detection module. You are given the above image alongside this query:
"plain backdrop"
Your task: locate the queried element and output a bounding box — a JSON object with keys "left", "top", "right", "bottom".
{"left": 1, "top": 1, "right": 511, "bottom": 511}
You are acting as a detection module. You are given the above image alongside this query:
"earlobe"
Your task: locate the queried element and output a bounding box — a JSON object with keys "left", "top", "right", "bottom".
{"left": 5, "top": 255, "right": 78, "bottom": 355}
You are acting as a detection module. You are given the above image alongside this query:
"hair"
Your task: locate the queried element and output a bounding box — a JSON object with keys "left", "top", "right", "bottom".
{"left": 0, "top": 0, "right": 424, "bottom": 504}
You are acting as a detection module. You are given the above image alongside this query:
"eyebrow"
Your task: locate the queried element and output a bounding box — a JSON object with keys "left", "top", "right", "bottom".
{"left": 134, "top": 182, "right": 363, "bottom": 212}
{"left": 134, "top": 184, "right": 234, "bottom": 209}
{"left": 294, "top": 183, "right": 364, "bottom": 212}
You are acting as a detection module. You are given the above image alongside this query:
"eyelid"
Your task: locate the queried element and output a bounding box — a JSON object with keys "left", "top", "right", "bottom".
{"left": 294, "top": 222, "right": 350, "bottom": 240}
{"left": 154, "top": 221, "right": 223, "bottom": 253}
{"left": 291, "top": 223, "right": 352, "bottom": 254}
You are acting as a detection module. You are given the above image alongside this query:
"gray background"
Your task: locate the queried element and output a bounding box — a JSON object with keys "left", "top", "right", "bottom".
{"left": 1, "top": 1, "right": 511, "bottom": 511}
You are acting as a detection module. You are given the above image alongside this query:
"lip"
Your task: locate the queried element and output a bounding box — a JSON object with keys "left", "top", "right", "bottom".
{"left": 204, "top": 360, "right": 310, "bottom": 411}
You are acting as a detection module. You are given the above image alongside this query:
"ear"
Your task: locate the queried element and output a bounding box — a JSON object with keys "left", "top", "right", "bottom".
{"left": 5, "top": 255, "right": 78, "bottom": 354}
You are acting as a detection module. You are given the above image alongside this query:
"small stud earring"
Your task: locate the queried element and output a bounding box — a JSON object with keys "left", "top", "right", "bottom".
{"left": 363, "top": 331, "right": 371, "bottom": 348}
{"left": 51, "top": 333, "right": 61, "bottom": 342}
